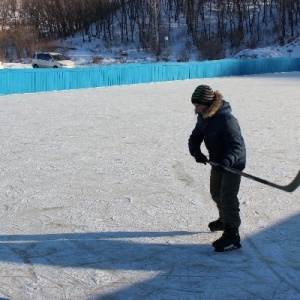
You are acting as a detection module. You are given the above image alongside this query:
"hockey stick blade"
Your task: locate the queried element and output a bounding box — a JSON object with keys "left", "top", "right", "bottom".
{"left": 209, "top": 161, "right": 300, "bottom": 193}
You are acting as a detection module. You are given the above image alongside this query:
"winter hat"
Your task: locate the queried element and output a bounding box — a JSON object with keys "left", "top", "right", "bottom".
{"left": 191, "top": 85, "right": 215, "bottom": 106}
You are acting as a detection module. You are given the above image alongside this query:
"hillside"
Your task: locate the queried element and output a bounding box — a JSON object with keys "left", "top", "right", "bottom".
{"left": 1, "top": 0, "right": 300, "bottom": 68}
{"left": 2, "top": 35, "right": 300, "bottom": 69}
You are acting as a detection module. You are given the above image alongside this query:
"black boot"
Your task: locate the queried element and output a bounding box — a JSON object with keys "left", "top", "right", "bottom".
{"left": 208, "top": 219, "right": 224, "bottom": 232}
{"left": 212, "top": 227, "right": 241, "bottom": 252}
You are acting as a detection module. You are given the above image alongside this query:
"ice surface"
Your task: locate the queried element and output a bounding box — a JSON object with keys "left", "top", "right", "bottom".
{"left": 0, "top": 73, "right": 299, "bottom": 299}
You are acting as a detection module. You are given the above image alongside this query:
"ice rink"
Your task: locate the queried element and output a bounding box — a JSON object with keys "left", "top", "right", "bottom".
{"left": 0, "top": 72, "right": 299, "bottom": 299}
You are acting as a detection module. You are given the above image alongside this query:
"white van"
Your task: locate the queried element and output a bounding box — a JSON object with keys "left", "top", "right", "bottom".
{"left": 32, "top": 52, "right": 75, "bottom": 68}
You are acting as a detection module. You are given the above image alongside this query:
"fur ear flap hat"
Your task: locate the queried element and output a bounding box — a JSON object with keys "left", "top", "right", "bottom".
{"left": 191, "top": 85, "right": 223, "bottom": 118}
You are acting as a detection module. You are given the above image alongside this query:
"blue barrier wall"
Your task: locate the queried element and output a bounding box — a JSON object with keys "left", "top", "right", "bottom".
{"left": 1, "top": 58, "right": 300, "bottom": 95}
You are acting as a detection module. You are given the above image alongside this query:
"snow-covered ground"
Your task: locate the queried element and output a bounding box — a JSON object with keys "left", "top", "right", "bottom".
{"left": 233, "top": 37, "right": 300, "bottom": 59}
{"left": 2, "top": 36, "right": 300, "bottom": 69}
{"left": 0, "top": 72, "right": 299, "bottom": 299}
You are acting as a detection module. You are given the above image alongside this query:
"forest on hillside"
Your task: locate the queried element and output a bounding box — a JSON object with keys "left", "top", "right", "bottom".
{"left": 0, "top": 0, "right": 299, "bottom": 61}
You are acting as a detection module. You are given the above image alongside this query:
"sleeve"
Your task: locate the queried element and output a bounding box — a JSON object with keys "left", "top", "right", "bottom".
{"left": 188, "top": 122, "right": 204, "bottom": 156}
{"left": 220, "top": 116, "right": 245, "bottom": 166}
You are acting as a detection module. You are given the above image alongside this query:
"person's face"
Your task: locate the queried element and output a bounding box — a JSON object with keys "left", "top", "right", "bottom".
{"left": 193, "top": 103, "right": 210, "bottom": 114}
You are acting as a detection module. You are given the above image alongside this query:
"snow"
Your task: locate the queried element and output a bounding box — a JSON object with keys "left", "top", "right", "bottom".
{"left": 233, "top": 37, "right": 300, "bottom": 59}
{"left": 2, "top": 36, "right": 300, "bottom": 69}
{"left": 0, "top": 72, "right": 299, "bottom": 299}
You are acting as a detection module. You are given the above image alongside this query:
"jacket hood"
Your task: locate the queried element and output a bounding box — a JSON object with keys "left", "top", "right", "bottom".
{"left": 202, "top": 91, "right": 222, "bottom": 118}
{"left": 203, "top": 91, "right": 231, "bottom": 118}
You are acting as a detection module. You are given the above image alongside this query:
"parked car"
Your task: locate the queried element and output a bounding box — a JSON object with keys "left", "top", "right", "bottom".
{"left": 32, "top": 52, "right": 75, "bottom": 68}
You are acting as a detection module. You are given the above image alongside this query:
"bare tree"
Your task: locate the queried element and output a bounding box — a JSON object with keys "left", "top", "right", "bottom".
{"left": 147, "top": 0, "right": 162, "bottom": 55}
{"left": 1, "top": 0, "right": 300, "bottom": 60}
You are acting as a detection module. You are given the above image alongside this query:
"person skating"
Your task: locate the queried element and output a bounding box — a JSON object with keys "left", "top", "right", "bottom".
{"left": 188, "top": 85, "right": 246, "bottom": 252}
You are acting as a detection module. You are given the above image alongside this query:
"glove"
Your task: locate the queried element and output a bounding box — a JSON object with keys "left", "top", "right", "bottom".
{"left": 194, "top": 151, "right": 208, "bottom": 164}
{"left": 219, "top": 159, "right": 230, "bottom": 168}
{"left": 214, "top": 159, "right": 230, "bottom": 172}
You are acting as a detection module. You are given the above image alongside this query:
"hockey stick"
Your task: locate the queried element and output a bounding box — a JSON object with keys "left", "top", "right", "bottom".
{"left": 208, "top": 161, "right": 300, "bottom": 193}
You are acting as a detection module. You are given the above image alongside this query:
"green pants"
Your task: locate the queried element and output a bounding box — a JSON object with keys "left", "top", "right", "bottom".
{"left": 210, "top": 168, "right": 242, "bottom": 228}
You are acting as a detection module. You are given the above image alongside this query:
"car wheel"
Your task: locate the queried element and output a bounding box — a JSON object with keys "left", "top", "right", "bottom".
{"left": 53, "top": 66, "right": 58, "bottom": 68}
{"left": 33, "top": 65, "right": 38, "bottom": 68}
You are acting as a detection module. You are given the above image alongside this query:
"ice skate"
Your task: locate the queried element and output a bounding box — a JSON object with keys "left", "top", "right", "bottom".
{"left": 212, "top": 227, "right": 241, "bottom": 252}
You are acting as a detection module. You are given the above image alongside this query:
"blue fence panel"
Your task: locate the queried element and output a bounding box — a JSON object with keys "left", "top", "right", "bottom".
{"left": 1, "top": 58, "right": 300, "bottom": 96}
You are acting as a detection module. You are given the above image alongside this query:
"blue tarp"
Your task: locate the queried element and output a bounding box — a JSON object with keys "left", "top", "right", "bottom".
{"left": 1, "top": 58, "right": 300, "bottom": 95}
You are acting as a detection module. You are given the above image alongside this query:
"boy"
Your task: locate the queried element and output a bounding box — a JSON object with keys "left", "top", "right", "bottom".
{"left": 188, "top": 85, "right": 246, "bottom": 252}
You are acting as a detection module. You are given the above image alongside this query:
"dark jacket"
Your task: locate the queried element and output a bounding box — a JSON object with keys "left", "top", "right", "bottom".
{"left": 188, "top": 100, "right": 246, "bottom": 171}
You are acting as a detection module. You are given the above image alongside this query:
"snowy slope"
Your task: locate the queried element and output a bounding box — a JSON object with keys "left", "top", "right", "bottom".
{"left": 233, "top": 37, "right": 300, "bottom": 59}
{"left": 2, "top": 36, "right": 300, "bottom": 69}
{"left": 0, "top": 72, "right": 299, "bottom": 299}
